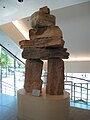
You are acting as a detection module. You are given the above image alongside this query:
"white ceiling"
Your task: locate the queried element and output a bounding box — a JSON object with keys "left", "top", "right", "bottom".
{"left": 0, "top": 0, "right": 89, "bottom": 25}
{"left": 0, "top": 0, "right": 90, "bottom": 61}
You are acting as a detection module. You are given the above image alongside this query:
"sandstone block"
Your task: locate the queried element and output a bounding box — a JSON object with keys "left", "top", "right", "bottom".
{"left": 46, "top": 58, "right": 64, "bottom": 95}
{"left": 29, "top": 26, "right": 62, "bottom": 40}
{"left": 24, "top": 59, "right": 43, "bottom": 93}
{"left": 30, "top": 11, "right": 55, "bottom": 28}
{"left": 22, "top": 47, "right": 69, "bottom": 60}
{"left": 39, "top": 6, "right": 50, "bottom": 14}
{"left": 19, "top": 37, "right": 65, "bottom": 48}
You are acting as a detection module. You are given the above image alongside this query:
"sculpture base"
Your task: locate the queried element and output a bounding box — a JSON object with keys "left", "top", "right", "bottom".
{"left": 17, "top": 89, "right": 70, "bottom": 120}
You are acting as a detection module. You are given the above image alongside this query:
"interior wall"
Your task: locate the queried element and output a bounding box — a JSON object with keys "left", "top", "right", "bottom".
{"left": 64, "top": 61, "right": 90, "bottom": 73}
{"left": 52, "top": 1, "right": 90, "bottom": 73}
{"left": 52, "top": 1, "right": 90, "bottom": 58}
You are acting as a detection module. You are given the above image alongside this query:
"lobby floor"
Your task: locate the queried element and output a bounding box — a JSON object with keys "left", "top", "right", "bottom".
{"left": 70, "top": 100, "right": 90, "bottom": 110}
{"left": 0, "top": 93, "right": 17, "bottom": 120}
{"left": 0, "top": 93, "right": 90, "bottom": 120}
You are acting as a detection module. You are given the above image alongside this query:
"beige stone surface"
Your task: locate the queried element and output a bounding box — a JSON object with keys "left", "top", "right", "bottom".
{"left": 17, "top": 89, "right": 70, "bottom": 120}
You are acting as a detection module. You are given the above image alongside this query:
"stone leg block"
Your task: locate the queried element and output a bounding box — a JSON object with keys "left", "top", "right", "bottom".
{"left": 46, "top": 58, "right": 64, "bottom": 95}
{"left": 24, "top": 59, "right": 43, "bottom": 93}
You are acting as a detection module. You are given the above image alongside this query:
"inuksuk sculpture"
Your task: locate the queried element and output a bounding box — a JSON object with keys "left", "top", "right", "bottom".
{"left": 19, "top": 6, "right": 69, "bottom": 95}
{"left": 18, "top": 6, "right": 70, "bottom": 120}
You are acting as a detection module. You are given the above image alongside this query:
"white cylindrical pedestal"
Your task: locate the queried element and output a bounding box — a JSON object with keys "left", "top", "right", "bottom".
{"left": 17, "top": 89, "right": 70, "bottom": 120}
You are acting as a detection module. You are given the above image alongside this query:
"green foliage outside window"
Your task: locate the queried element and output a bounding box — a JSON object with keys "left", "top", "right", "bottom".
{"left": 0, "top": 50, "right": 14, "bottom": 68}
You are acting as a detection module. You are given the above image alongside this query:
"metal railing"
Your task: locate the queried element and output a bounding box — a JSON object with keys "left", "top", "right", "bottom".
{"left": 64, "top": 75, "right": 90, "bottom": 105}
{"left": 42, "top": 74, "right": 90, "bottom": 105}
{"left": 0, "top": 71, "right": 90, "bottom": 106}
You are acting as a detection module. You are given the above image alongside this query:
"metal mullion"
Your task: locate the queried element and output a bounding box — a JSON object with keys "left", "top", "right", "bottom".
{"left": 14, "top": 59, "right": 16, "bottom": 96}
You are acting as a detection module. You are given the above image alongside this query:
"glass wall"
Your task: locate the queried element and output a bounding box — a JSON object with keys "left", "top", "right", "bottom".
{"left": 0, "top": 45, "right": 25, "bottom": 96}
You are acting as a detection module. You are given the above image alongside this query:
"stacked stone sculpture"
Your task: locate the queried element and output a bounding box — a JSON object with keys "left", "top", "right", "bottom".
{"left": 19, "top": 6, "right": 69, "bottom": 95}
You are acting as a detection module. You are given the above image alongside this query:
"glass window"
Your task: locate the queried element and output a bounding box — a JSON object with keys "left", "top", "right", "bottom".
{"left": 0, "top": 45, "right": 25, "bottom": 96}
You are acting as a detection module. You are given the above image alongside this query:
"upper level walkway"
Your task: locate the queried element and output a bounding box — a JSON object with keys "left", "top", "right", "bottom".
{"left": 0, "top": 93, "right": 17, "bottom": 120}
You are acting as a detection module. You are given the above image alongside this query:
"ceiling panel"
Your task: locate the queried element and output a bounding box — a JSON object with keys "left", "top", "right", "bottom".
{"left": 0, "top": 0, "right": 89, "bottom": 25}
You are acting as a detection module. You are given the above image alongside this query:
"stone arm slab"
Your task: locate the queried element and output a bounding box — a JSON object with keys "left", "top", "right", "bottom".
{"left": 22, "top": 47, "right": 69, "bottom": 60}
{"left": 19, "top": 37, "right": 64, "bottom": 48}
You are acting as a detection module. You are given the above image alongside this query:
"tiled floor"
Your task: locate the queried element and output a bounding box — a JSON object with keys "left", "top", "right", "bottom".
{"left": 70, "top": 100, "right": 90, "bottom": 110}
{"left": 0, "top": 93, "right": 90, "bottom": 120}
{"left": 0, "top": 93, "right": 17, "bottom": 120}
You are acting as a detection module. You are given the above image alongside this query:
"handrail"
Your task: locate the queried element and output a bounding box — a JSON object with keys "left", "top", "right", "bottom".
{"left": 64, "top": 77, "right": 90, "bottom": 104}
{"left": 73, "top": 84, "right": 90, "bottom": 90}
{"left": 42, "top": 74, "right": 90, "bottom": 83}
{"left": 65, "top": 75, "right": 90, "bottom": 83}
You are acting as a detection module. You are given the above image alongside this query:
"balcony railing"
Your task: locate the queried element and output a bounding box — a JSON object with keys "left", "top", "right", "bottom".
{"left": 64, "top": 76, "right": 90, "bottom": 105}
{"left": 41, "top": 74, "right": 90, "bottom": 106}
{"left": 0, "top": 73, "right": 90, "bottom": 105}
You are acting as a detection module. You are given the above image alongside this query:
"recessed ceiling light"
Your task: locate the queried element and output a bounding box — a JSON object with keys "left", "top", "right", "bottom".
{"left": 18, "top": 0, "right": 23, "bottom": 2}
{"left": 3, "top": 6, "right": 5, "bottom": 8}
{"left": 27, "top": 19, "right": 29, "bottom": 21}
